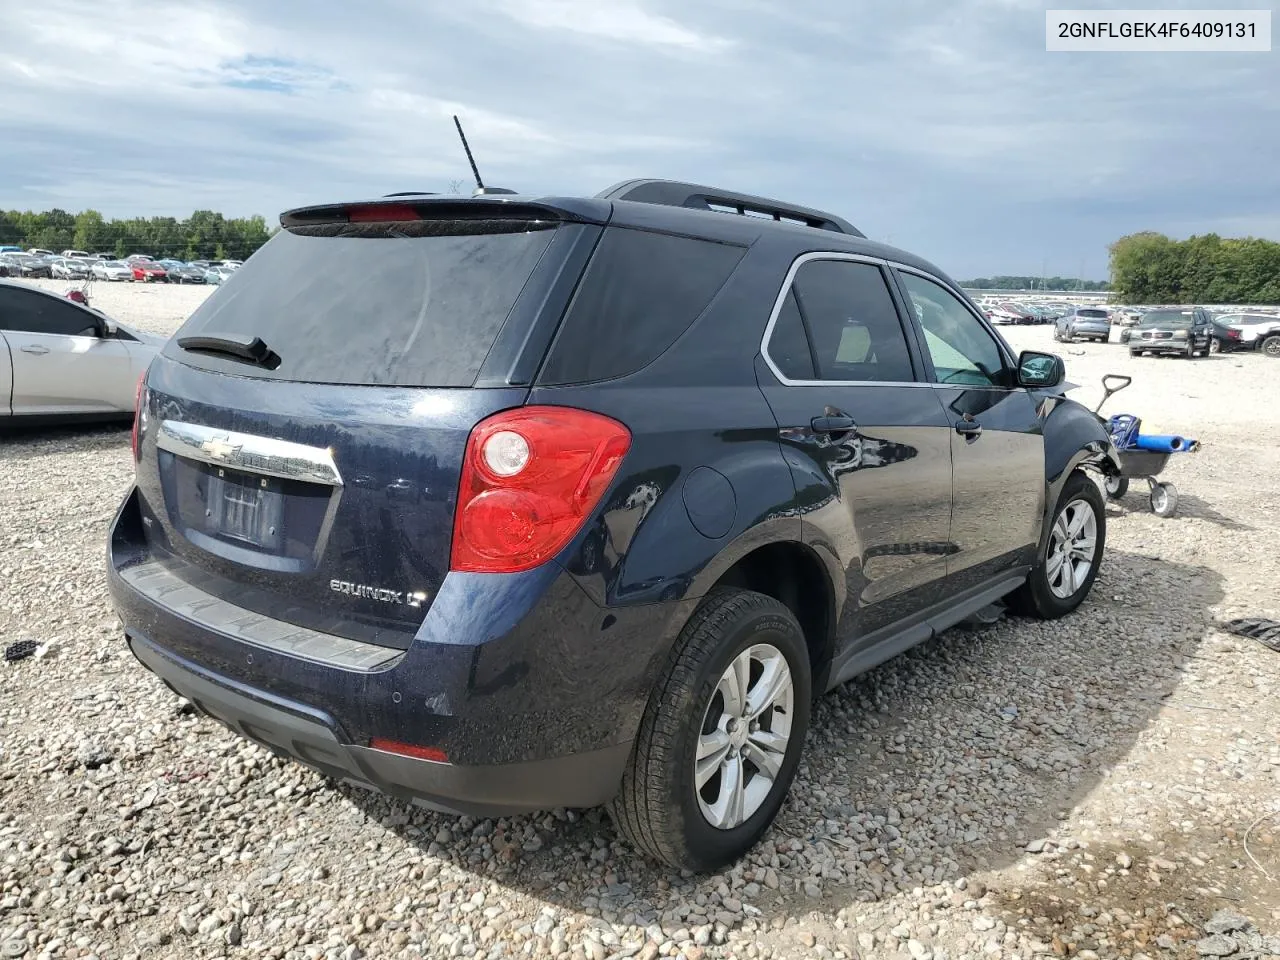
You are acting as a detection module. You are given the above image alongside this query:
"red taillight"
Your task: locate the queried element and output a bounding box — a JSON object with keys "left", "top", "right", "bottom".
{"left": 369, "top": 738, "right": 448, "bottom": 763}
{"left": 450, "top": 406, "right": 631, "bottom": 574}
{"left": 1228, "top": 330, "right": 1241, "bottom": 339}
{"left": 130, "top": 374, "right": 146, "bottom": 461}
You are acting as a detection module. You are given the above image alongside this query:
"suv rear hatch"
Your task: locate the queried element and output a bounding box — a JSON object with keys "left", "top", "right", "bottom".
{"left": 130, "top": 198, "right": 605, "bottom": 650}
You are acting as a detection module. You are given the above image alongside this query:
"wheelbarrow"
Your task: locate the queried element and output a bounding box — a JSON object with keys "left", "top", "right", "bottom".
{"left": 1092, "top": 374, "right": 1200, "bottom": 517}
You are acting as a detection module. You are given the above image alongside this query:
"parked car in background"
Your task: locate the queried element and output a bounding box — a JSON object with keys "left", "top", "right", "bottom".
{"left": 1127, "top": 308, "right": 1213, "bottom": 358}
{"left": 1208, "top": 315, "right": 1246, "bottom": 353}
{"left": 93, "top": 252, "right": 116, "bottom": 261}
{"left": 131, "top": 261, "right": 169, "bottom": 283}
{"left": 106, "top": 180, "right": 1121, "bottom": 871}
{"left": 91, "top": 260, "right": 135, "bottom": 282}
{"left": 989, "top": 302, "right": 1035, "bottom": 325}
{"left": 0, "top": 279, "right": 162, "bottom": 423}
{"left": 51, "top": 257, "right": 92, "bottom": 280}
{"left": 26, "top": 248, "right": 55, "bottom": 258}
{"left": 158, "top": 260, "right": 207, "bottom": 284}
{"left": 1054, "top": 306, "right": 1112, "bottom": 343}
{"left": 2, "top": 254, "right": 54, "bottom": 279}
{"left": 61, "top": 249, "right": 92, "bottom": 260}
{"left": 1216, "top": 313, "right": 1280, "bottom": 357}
{"left": 203, "top": 265, "right": 235, "bottom": 285}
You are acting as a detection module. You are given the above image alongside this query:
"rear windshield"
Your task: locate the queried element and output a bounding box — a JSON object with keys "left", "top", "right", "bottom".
{"left": 1076, "top": 309, "right": 1109, "bottom": 318}
{"left": 165, "top": 221, "right": 556, "bottom": 387}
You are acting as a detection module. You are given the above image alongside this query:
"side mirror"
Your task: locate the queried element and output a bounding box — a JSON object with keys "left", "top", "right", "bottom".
{"left": 1017, "top": 350, "right": 1065, "bottom": 388}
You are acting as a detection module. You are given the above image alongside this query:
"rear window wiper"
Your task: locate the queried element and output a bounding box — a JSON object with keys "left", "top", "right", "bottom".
{"left": 177, "top": 333, "right": 282, "bottom": 370}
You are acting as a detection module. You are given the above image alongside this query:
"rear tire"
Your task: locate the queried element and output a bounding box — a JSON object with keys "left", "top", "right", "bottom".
{"left": 1009, "top": 470, "right": 1105, "bottom": 620}
{"left": 609, "top": 589, "right": 812, "bottom": 871}
{"left": 1104, "top": 474, "right": 1129, "bottom": 500}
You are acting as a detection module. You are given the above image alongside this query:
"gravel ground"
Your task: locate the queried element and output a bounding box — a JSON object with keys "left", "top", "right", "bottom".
{"left": 2, "top": 283, "right": 1278, "bottom": 960}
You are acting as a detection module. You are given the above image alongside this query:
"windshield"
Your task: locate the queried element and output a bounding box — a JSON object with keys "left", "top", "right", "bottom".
{"left": 1139, "top": 310, "right": 1194, "bottom": 328}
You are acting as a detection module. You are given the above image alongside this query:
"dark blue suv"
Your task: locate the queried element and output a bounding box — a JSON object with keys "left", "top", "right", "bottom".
{"left": 107, "top": 180, "right": 1121, "bottom": 870}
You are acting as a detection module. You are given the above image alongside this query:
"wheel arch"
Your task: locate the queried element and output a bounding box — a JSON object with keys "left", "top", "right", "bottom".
{"left": 704, "top": 539, "right": 838, "bottom": 693}
{"left": 1039, "top": 397, "right": 1120, "bottom": 554}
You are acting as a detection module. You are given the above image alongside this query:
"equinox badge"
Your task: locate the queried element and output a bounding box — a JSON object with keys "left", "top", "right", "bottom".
{"left": 330, "top": 580, "right": 428, "bottom": 608}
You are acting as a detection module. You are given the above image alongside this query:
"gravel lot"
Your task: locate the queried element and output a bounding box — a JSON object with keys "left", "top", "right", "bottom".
{"left": 2, "top": 282, "right": 1278, "bottom": 960}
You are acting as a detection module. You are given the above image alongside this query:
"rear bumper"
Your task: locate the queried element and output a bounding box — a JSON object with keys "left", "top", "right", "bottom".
{"left": 126, "top": 630, "right": 629, "bottom": 816}
{"left": 106, "top": 487, "right": 675, "bottom": 815}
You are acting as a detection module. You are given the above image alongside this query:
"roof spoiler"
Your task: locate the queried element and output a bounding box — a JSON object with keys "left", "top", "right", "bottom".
{"left": 597, "top": 179, "right": 864, "bottom": 237}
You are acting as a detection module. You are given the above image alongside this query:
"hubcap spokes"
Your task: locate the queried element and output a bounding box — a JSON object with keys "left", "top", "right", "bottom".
{"left": 696, "top": 644, "right": 794, "bottom": 830}
{"left": 1046, "top": 499, "right": 1097, "bottom": 599}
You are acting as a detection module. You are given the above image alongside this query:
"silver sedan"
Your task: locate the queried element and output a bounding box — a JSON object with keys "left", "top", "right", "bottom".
{"left": 0, "top": 280, "right": 163, "bottom": 422}
{"left": 91, "top": 260, "right": 136, "bottom": 282}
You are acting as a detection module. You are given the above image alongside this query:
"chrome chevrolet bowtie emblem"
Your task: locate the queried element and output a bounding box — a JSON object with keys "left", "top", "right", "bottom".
{"left": 200, "top": 436, "right": 240, "bottom": 461}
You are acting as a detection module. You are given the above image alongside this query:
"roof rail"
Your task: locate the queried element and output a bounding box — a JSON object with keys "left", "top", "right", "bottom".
{"left": 597, "top": 179, "right": 864, "bottom": 237}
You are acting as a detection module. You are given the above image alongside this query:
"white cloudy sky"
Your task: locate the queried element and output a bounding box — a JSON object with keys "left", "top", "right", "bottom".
{"left": 1, "top": 0, "right": 1277, "bottom": 278}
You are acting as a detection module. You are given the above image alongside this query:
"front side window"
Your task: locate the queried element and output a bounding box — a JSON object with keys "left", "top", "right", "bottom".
{"left": 898, "top": 272, "right": 1010, "bottom": 388}
{"left": 766, "top": 258, "right": 915, "bottom": 383}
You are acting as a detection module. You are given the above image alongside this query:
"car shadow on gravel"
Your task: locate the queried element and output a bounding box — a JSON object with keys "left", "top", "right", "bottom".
{"left": 341, "top": 547, "right": 1224, "bottom": 931}
{"left": 0, "top": 421, "right": 130, "bottom": 458}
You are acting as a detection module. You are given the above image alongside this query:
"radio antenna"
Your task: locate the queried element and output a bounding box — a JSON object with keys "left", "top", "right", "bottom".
{"left": 453, "top": 115, "right": 484, "bottom": 192}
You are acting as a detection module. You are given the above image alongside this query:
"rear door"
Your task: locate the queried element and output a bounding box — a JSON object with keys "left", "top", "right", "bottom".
{"left": 756, "top": 254, "right": 955, "bottom": 644}
{"left": 132, "top": 207, "right": 602, "bottom": 651}
{"left": 893, "top": 269, "right": 1044, "bottom": 594}
{"left": 0, "top": 285, "right": 134, "bottom": 415}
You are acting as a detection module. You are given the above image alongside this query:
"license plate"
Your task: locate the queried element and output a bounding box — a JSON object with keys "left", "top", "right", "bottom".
{"left": 205, "top": 470, "right": 283, "bottom": 550}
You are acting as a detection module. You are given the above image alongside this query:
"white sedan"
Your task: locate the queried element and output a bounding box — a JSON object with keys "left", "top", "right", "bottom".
{"left": 91, "top": 260, "right": 135, "bottom": 281}
{"left": 0, "top": 280, "right": 163, "bottom": 422}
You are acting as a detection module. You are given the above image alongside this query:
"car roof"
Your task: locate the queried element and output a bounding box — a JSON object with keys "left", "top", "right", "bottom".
{"left": 280, "top": 180, "right": 963, "bottom": 289}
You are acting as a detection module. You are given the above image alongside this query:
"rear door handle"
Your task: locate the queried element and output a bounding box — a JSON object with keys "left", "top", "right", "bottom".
{"left": 955, "top": 420, "right": 983, "bottom": 438}
{"left": 811, "top": 415, "right": 857, "bottom": 433}
{"left": 20, "top": 345, "right": 49, "bottom": 356}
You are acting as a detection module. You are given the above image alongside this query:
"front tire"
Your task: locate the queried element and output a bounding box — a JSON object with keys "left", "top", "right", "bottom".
{"left": 610, "top": 589, "right": 812, "bottom": 871}
{"left": 1010, "top": 470, "right": 1105, "bottom": 620}
{"left": 1262, "top": 335, "right": 1280, "bottom": 359}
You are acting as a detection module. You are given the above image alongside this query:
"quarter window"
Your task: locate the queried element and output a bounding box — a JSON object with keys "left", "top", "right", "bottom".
{"left": 898, "top": 273, "right": 1010, "bottom": 388}
{"left": 766, "top": 259, "right": 915, "bottom": 383}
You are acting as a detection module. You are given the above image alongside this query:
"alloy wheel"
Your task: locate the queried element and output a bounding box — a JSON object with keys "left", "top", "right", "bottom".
{"left": 1046, "top": 499, "right": 1098, "bottom": 600}
{"left": 695, "top": 644, "right": 794, "bottom": 830}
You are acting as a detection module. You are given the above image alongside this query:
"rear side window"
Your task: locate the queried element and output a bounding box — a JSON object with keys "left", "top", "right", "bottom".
{"left": 0, "top": 286, "right": 100, "bottom": 337}
{"left": 767, "top": 258, "right": 915, "bottom": 383}
{"left": 164, "top": 222, "right": 557, "bottom": 387}
{"left": 537, "top": 228, "right": 746, "bottom": 385}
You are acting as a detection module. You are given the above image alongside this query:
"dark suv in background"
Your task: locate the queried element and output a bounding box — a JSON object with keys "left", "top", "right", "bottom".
{"left": 108, "top": 180, "right": 1120, "bottom": 870}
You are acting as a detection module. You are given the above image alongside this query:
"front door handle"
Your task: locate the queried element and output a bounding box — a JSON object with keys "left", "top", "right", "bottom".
{"left": 955, "top": 419, "right": 983, "bottom": 438}
{"left": 811, "top": 415, "right": 857, "bottom": 434}
{"left": 20, "top": 345, "right": 49, "bottom": 356}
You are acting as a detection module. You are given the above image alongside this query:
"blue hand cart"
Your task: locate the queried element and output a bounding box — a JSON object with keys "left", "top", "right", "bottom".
{"left": 1093, "top": 375, "right": 1199, "bottom": 518}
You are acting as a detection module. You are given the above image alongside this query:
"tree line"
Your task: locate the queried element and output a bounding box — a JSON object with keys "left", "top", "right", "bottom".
{"left": 1109, "top": 232, "right": 1280, "bottom": 304}
{"left": 959, "top": 276, "right": 1110, "bottom": 292}
{"left": 0, "top": 209, "right": 273, "bottom": 261}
